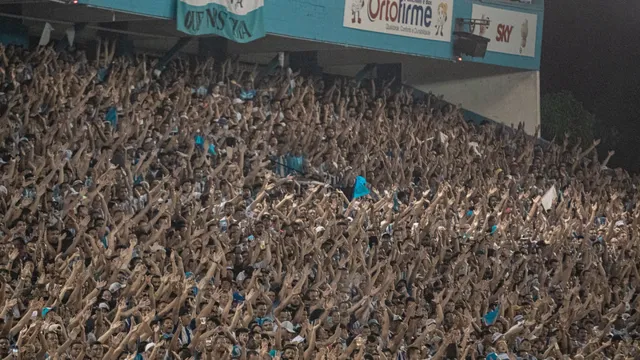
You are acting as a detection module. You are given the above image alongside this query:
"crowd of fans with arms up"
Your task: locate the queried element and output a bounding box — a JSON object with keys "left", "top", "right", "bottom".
{"left": 0, "top": 40, "right": 637, "bottom": 360}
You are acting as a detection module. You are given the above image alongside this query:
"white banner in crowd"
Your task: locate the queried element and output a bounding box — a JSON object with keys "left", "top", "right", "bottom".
{"left": 471, "top": 4, "right": 537, "bottom": 57}
{"left": 38, "top": 22, "right": 54, "bottom": 46}
{"left": 66, "top": 26, "right": 76, "bottom": 47}
{"left": 343, "top": 0, "right": 454, "bottom": 42}
{"left": 177, "top": 0, "right": 265, "bottom": 43}
{"left": 541, "top": 185, "right": 557, "bottom": 211}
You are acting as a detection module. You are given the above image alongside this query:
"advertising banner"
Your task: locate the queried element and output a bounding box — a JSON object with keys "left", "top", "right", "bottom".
{"left": 471, "top": 4, "right": 537, "bottom": 57}
{"left": 343, "top": 0, "right": 454, "bottom": 42}
{"left": 177, "top": 0, "right": 265, "bottom": 43}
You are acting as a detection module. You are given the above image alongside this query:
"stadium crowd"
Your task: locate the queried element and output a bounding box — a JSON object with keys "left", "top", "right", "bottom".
{"left": 0, "top": 41, "right": 637, "bottom": 360}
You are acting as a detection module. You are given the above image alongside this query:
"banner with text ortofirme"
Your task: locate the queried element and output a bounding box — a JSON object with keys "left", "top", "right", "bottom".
{"left": 177, "top": 0, "right": 265, "bottom": 43}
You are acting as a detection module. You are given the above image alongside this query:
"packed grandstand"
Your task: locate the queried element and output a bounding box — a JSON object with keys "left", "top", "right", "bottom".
{"left": 0, "top": 41, "right": 636, "bottom": 360}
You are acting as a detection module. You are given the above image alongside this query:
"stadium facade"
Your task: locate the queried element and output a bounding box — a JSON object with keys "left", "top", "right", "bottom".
{"left": 0, "top": 0, "right": 543, "bottom": 134}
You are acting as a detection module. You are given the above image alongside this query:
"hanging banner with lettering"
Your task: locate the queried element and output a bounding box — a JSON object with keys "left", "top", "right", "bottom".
{"left": 343, "top": 0, "right": 454, "bottom": 42}
{"left": 177, "top": 0, "right": 265, "bottom": 43}
{"left": 471, "top": 4, "right": 537, "bottom": 57}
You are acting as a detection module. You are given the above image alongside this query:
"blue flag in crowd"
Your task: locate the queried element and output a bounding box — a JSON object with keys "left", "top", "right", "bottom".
{"left": 42, "top": 307, "right": 53, "bottom": 318}
{"left": 353, "top": 176, "right": 370, "bottom": 200}
{"left": 195, "top": 135, "right": 204, "bottom": 147}
{"left": 240, "top": 89, "right": 256, "bottom": 100}
{"left": 393, "top": 192, "right": 400, "bottom": 212}
{"left": 486, "top": 353, "right": 509, "bottom": 360}
{"left": 97, "top": 67, "right": 109, "bottom": 83}
{"left": 287, "top": 155, "right": 304, "bottom": 175}
{"left": 106, "top": 107, "right": 118, "bottom": 128}
{"left": 208, "top": 144, "right": 217, "bottom": 156}
{"left": 483, "top": 305, "right": 500, "bottom": 326}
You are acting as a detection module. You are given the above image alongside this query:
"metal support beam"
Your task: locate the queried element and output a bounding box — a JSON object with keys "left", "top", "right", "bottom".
{"left": 155, "top": 37, "right": 192, "bottom": 71}
{"left": 0, "top": 0, "right": 49, "bottom": 4}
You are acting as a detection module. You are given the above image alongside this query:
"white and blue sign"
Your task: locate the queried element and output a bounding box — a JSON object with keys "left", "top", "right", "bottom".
{"left": 177, "top": 0, "right": 265, "bottom": 43}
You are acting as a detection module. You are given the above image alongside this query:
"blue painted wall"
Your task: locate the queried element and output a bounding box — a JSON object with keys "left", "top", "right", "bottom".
{"left": 482, "top": 0, "right": 543, "bottom": 11}
{"left": 79, "top": 0, "right": 175, "bottom": 19}
{"left": 264, "top": 0, "right": 542, "bottom": 69}
{"left": 0, "top": 19, "right": 29, "bottom": 48}
{"left": 264, "top": 0, "right": 454, "bottom": 60}
{"left": 78, "top": 0, "right": 543, "bottom": 70}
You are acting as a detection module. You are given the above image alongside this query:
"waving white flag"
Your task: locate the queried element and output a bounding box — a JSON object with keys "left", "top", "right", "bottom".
{"left": 39, "top": 23, "right": 54, "bottom": 46}
{"left": 541, "top": 185, "right": 557, "bottom": 211}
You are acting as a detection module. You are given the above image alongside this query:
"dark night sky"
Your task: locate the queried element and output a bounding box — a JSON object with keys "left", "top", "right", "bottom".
{"left": 540, "top": 0, "right": 640, "bottom": 170}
